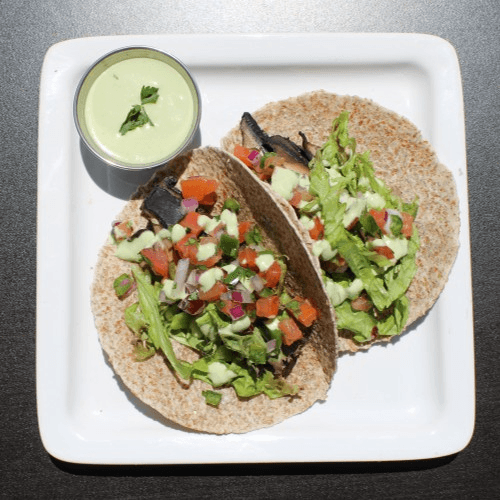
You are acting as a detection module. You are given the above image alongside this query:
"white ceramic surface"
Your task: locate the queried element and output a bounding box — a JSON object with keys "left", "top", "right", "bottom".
{"left": 37, "top": 33, "right": 474, "bottom": 464}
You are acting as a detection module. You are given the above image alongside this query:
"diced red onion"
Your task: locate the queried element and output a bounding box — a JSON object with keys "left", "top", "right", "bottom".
{"left": 118, "top": 277, "right": 131, "bottom": 287}
{"left": 266, "top": 339, "right": 277, "bottom": 353}
{"left": 159, "top": 289, "right": 175, "bottom": 304}
{"left": 229, "top": 305, "right": 245, "bottom": 320}
{"left": 248, "top": 149, "right": 259, "bottom": 161}
{"left": 181, "top": 198, "right": 199, "bottom": 213}
{"left": 233, "top": 284, "right": 253, "bottom": 301}
{"left": 214, "top": 228, "right": 225, "bottom": 240}
{"left": 385, "top": 209, "right": 401, "bottom": 234}
{"left": 386, "top": 209, "right": 401, "bottom": 217}
{"left": 118, "top": 278, "right": 136, "bottom": 299}
{"left": 179, "top": 298, "right": 205, "bottom": 315}
{"left": 248, "top": 149, "right": 260, "bottom": 167}
{"left": 233, "top": 289, "right": 253, "bottom": 303}
{"left": 186, "top": 269, "right": 200, "bottom": 286}
{"left": 222, "top": 290, "right": 254, "bottom": 304}
{"left": 175, "top": 258, "right": 190, "bottom": 292}
{"left": 250, "top": 274, "right": 265, "bottom": 293}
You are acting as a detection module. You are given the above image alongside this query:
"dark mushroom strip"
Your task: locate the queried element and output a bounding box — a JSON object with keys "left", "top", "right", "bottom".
{"left": 240, "top": 112, "right": 312, "bottom": 175}
{"left": 142, "top": 184, "right": 185, "bottom": 229}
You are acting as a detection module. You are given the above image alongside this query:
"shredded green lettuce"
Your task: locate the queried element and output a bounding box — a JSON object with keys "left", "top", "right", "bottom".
{"left": 308, "top": 111, "right": 420, "bottom": 341}
{"left": 202, "top": 390, "right": 222, "bottom": 407}
{"left": 128, "top": 265, "right": 298, "bottom": 401}
{"left": 131, "top": 266, "right": 193, "bottom": 379}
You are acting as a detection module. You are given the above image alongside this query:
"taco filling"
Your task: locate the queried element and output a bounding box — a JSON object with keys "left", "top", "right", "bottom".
{"left": 108, "top": 175, "right": 320, "bottom": 406}
{"left": 233, "top": 111, "right": 420, "bottom": 344}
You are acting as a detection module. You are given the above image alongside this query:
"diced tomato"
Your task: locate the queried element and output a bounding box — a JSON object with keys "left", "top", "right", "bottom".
{"left": 219, "top": 299, "right": 237, "bottom": 318}
{"left": 180, "top": 177, "right": 219, "bottom": 206}
{"left": 260, "top": 261, "right": 282, "bottom": 289}
{"left": 174, "top": 234, "right": 198, "bottom": 262}
{"left": 182, "top": 299, "right": 206, "bottom": 316}
{"left": 279, "top": 317, "right": 304, "bottom": 346}
{"left": 295, "top": 298, "right": 319, "bottom": 327}
{"left": 238, "top": 247, "right": 259, "bottom": 271}
{"left": 323, "top": 255, "right": 348, "bottom": 274}
{"left": 369, "top": 209, "right": 388, "bottom": 234}
{"left": 337, "top": 256, "right": 347, "bottom": 267}
{"left": 245, "top": 302, "right": 256, "bottom": 314}
{"left": 192, "top": 236, "right": 223, "bottom": 267}
{"left": 257, "top": 155, "right": 279, "bottom": 181}
{"left": 289, "top": 187, "right": 314, "bottom": 209}
{"left": 256, "top": 295, "right": 280, "bottom": 318}
{"left": 308, "top": 216, "right": 324, "bottom": 240}
{"left": 346, "top": 217, "right": 359, "bottom": 231}
{"left": 179, "top": 211, "right": 203, "bottom": 236}
{"left": 198, "top": 282, "right": 227, "bottom": 302}
{"left": 257, "top": 169, "right": 273, "bottom": 182}
{"left": 289, "top": 188, "right": 303, "bottom": 208}
{"left": 234, "top": 144, "right": 279, "bottom": 181}
{"left": 351, "top": 295, "right": 372, "bottom": 312}
{"left": 233, "top": 144, "right": 257, "bottom": 168}
{"left": 113, "top": 221, "right": 133, "bottom": 241}
{"left": 140, "top": 247, "right": 170, "bottom": 278}
{"left": 238, "top": 221, "right": 253, "bottom": 243}
{"left": 401, "top": 212, "right": 414, "bottom": 239}
{"left": 174, "top": 234, "right": 222, "bottom": 267}
{"left": 373, "top": 245, "right": 395, "bottom": 260}
{"left": 205, "top": 221, "right": 224, "bottom": 237}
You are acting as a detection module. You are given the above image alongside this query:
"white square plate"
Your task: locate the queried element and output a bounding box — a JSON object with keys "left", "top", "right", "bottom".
{"left": 37, "top": 33, "right": 474, "bottom": 464}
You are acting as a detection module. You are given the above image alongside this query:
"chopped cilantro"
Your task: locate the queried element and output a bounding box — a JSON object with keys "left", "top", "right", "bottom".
{"left": 119, "top": 105, "right": 153, "bottom": 135}
{"left": 140, "top": 85, "right": 159, "bottom": 104}
{"left": 119, "top": 86, "right": 160, "bottom": 135}
{"left": 202, "top": 390, "right": 222, "bottom": 407}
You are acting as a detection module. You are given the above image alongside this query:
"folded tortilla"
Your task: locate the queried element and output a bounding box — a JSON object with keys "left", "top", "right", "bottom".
{"left": 221, "top": 91, "right": 460, "bottom": 353}
{"left": 91, "top": 147, "right": 337, "bottom": 434}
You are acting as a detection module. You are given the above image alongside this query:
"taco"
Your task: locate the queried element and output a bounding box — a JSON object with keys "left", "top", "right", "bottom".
{"left": 91, "top": 146, "right": 337, "bottom": 434}
{"left": 221, "top": 91, "right": 460, "bottom": 353}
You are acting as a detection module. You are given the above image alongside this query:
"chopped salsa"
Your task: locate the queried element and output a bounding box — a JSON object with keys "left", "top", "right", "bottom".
{"left": 110, "top": 176, "right": 320, "bottom": 405}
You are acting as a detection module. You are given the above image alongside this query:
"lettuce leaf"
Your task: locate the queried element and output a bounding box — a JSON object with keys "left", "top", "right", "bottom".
{"left": 219, "top": 326, "right": 268, "bottom": 366}
{"left": 124, "top": 303, "right": 156, "bottom": 361}
{"left": 307, "top": 111, "right": 420, "bottom": 340}
{"left": 335, "top": 295, "right": 410, "bottom": 342}
{"left": 132, "top": 265, "right": 193, "bottom": 379}
{"left": 229, "top": 364, "right": 298, "bottom": 399}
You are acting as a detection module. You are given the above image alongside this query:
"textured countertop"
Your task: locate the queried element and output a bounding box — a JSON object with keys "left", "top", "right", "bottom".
{"left": 1, "top": 1, "right": 499, "bottom": 498}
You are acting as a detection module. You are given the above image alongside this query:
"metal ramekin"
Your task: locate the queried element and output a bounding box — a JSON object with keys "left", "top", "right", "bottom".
{"left": 74, "top": 46, "right": 201, "bottom": 171}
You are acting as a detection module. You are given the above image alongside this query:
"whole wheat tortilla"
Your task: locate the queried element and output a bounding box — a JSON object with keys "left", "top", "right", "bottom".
{"left": 91, "top": 147, "right": 337, "bottom": 434}
{"left": 221, "top": 91, "right": 460, "bottom": 353}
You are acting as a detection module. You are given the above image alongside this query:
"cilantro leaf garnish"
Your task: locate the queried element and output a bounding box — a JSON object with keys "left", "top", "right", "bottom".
{"left": 119, "top": 86, "right": 160, "bottom": 135}
{"left": 141, "top": 85, "right": 160, "bottom": 105}
{"left": 119, "top": 104, "right": 154, "bottom": 135}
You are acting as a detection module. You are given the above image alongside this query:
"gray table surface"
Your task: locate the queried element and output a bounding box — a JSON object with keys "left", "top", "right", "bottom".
{"left": 1, "top": 1, "right": 499, "bottom": 498}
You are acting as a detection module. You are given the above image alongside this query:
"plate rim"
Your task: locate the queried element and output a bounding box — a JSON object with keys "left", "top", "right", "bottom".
{"left": 36, "top": 32, "right": 474, "bottom": 465}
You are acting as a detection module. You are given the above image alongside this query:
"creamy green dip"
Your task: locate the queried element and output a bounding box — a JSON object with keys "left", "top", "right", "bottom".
{"left": 85, "top": 57, "right": 195, "bottom": 165}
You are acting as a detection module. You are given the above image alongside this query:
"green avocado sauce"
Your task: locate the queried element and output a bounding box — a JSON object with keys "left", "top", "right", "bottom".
{"left": 85, "top": 57, "right": 194, "bottom": 165}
